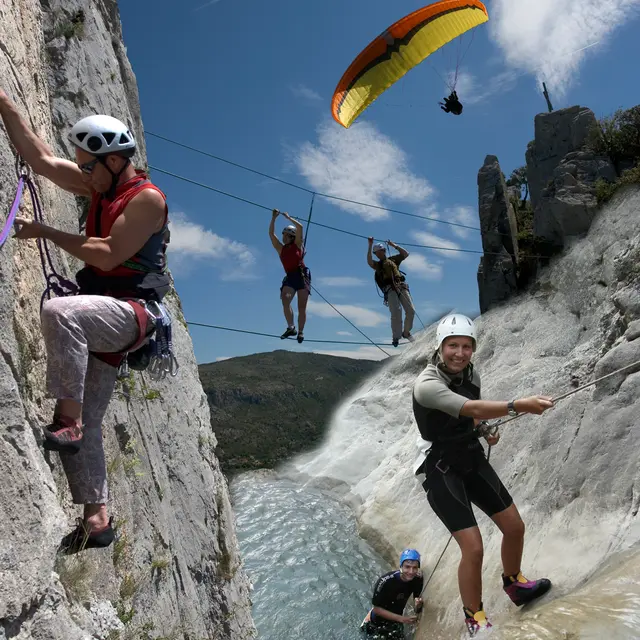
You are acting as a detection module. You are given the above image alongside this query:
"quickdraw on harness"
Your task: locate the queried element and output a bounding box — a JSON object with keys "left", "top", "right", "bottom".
{"left": 117, "top": 300, "right": 179, "bottom": 381}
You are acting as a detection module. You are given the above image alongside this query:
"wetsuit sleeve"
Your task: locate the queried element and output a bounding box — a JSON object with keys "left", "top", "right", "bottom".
{"left": 413, "top": 371, "right": 468, "bottom": 417}
{"left": 413, "top": 575, "right": 424, "bottom": 598}
{"left": 371, "top": 575, "right": 392, "bottom": 607}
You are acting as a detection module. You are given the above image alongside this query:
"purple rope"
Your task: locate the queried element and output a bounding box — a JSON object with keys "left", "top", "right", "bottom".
{"left": 1, "top": 176, "right": 25, "bottom": 247}
{"left": 22, "top": 176, "right": 78, "bottom": 307}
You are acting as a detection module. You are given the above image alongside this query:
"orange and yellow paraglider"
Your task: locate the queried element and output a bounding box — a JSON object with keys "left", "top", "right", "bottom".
{"left": 331, "top": 0, "right": 489, "bottom": 128}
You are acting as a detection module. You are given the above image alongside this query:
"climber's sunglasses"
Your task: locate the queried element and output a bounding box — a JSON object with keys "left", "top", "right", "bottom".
{"left": 78, "top": 157, "right": 100, "bottom": 175}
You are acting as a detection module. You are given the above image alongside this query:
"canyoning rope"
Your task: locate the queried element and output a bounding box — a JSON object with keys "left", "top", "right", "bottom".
{"left": 480, "top": 357, "right": 640, "bottom": 435}
{"left": 418, "top": 356, "right": 640, "bottom": 600}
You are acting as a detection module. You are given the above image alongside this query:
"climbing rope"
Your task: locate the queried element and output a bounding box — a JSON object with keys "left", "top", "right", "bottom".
{"left": 309, "top": 285, "right": 391, "bottom": 358}
{"left": 186, "top": 321, "right": 399, "bottom": 347}
{"left": 145, "top": 133, "right": 482, "bottom": 234}
{"left": 9, "top": 157, "right": 79, "bottom": 307}
{"left": 303, "top": 192, "right": 315, "bottom": 250}
{"left": 149, "top": 166, "right": 552, "bottom": 261}
{"left": 0, "top": 157, "right": 28, "bottom": 250}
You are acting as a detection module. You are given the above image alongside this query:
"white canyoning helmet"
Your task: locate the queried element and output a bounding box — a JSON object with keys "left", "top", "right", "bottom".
{"left": 68, "top": 115, "right": 136, "bottom": 157}
{"left": 282, "top": 224, "right": 297, "bottom": 236}
{"left": 436, "top": 313, "right": 477, "bottom": 351}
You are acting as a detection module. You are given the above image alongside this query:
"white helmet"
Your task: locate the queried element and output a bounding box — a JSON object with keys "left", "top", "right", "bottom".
{"left": 282, "top": 225, "right": 296, "bottom": 236}
{"left": 372, "top": 242, "right": 386, "bottom": 252}
{"left": 436, "top": 314, "right": 477, "bottom": 350}
{"left": 68, "top": 115, "right": 136, "bottom": 157}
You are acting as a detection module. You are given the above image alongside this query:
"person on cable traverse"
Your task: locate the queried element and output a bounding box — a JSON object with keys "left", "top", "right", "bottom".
{"left": 412, "top": 313, "right": 554, "bottom": 636}
{"left": 0, "top": 88, "right": 170, "bottom": 553}
{"left": 367, "top": 237, "right": 415, "bottom": 347}
{"left": 269, "top": 208, "right": 311, "bottom": 344}
{"left": 360, "top": 549, "right": 424, "bottom": 639}
{"left": 440, "top": 90, "right": 463, "bottom": 115}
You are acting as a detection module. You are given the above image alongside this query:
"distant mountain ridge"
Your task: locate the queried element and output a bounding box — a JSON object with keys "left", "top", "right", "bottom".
{"left": 199, "top": 350, "right": 384, "bottom": 474}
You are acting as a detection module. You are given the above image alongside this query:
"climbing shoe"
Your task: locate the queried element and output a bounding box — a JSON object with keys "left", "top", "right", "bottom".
{"left": 297, "top": 332, "right": 305, "bottom": 344}
{"left": 280, "top": 326, "right": 297, "bottom": 339}
{"left": 42, "top": 416, "right": 84, "bottom": 454}
{"left": 503, "top": 572, "right": 552, "bottom": 606}
{"left": 392, "top": 339, "right": 399, "bottom": 348}
{"left": 463, "top": 605, "right": 492, "bottom": 636}
{"left": 60, "top": 517, "right": 115, "bottom": 555}
{"left": 402, "top": 332, "right": 415, "bottom": 342}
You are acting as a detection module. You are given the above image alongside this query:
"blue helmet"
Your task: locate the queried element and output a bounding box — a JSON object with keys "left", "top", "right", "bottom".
{"left": 400, "top": 549, "right": 421, "bottom": 567}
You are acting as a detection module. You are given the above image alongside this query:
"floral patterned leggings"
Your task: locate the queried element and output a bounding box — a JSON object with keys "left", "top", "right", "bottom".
{"left": 40, "top": 295, "right": 151, "bottom": 504}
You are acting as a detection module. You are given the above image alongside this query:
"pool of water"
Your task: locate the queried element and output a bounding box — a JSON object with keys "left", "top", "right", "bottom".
{"left": 230, "top": 471, "right": 391, "bottom": 640}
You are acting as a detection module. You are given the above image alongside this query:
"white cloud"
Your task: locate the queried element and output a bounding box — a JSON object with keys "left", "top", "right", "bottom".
{"left": 401, "top": 253, "right": 443, "bottom": 281}
{"left": 290, "top": 84, "right": 323, "bottom": 102}
{"left": 307, "top": 299, "right": 388, "bottom": 327}
{"left": 447, "top": 206, "right": 478, "bottom": 240}
{"left": 411, "top": 231, "right": 465, "bottom": 259}
{"left": 316, "top": 276, "right": 367, "bottom": 287}
{"left": 311, "top": 346, "right": 397, "bottom": 361}
{"left": 489, "top": 0, "right": 638, "bottom": 95}
{"left": 337, "top": 331, "right": 353, "bottom": 336}
{"left": 292, "top": 120, "right": 434, "bottom": 221}
{"left": 446, "top": 68, "right": 519, "bottom": 106}
{"left": 168, "top": 212, "right": 257, "bottom": 280}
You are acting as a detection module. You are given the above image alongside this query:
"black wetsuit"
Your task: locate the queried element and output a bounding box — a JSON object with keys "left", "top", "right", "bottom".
{"left": 361, "top": 570, "right": 423, "bottom": 637}
{"left": 412, "top": 363, "right": 513, "bottom": 533}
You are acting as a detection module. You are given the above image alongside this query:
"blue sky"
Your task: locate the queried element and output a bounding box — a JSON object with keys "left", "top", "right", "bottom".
{"left": 119, "top": 0, "right": 640, "bottom": 363}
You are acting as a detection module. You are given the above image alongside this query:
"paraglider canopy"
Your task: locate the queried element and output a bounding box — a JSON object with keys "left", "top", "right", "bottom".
{"left": 331, "top": 0, "right": 489, "bottom": 128}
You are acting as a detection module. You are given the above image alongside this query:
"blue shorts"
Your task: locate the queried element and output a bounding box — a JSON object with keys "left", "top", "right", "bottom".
{"left": 281, "top": 266, "right": 311, "bottom": 293}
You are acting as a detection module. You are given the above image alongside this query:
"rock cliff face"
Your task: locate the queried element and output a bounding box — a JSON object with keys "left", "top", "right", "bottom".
{"left": 526, "top": 106, "right": 617, "bottom": 249}
{"left": 290, "top": 182, "right": 640, "bottom": 636}
{"left": 477, "top": 155, "right": 519, "bottom": 313}
{"left": 0, "top": 2, "right": 254, "bottom": 639}
{"left": 478, "top": 105, "right": 620, "bottom": 313}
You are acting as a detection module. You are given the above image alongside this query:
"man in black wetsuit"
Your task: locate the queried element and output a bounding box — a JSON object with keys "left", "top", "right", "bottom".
{"left": 360, "top": 549, "right": 424, "bottom": 638}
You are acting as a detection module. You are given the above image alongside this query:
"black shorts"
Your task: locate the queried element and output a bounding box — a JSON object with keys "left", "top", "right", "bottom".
{"left": 361, "top": 621, "right": 404, "bottom": 639}
{"left": 281, "top": 267, "right": 311, "bottom": 293}
{"left": 422, "top": 451, "right": 513, "bottom": 533}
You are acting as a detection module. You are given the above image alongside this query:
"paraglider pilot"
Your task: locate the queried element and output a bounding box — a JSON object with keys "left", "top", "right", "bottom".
{"left": 440, "top": 90, "right": 463, "bottom": 115}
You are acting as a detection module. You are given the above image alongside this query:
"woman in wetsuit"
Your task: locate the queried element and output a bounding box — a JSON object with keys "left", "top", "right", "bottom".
{"left": 412, "top": 313, "right": 554, "bottom": 636}
{"left": 269, "top": 209, "right": 311, "bottom": 343}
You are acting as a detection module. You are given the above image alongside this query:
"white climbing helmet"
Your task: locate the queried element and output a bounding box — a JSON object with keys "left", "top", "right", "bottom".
{"left": 373, "top": 242, "right": 386, "bottom": 252}
{"left": 68, "top": 115, "right": 136, "bottom": 157}
{"left": 436, "top": 313, "right": 477, "bottom": 350}
{"left": 282, "top": 225, "right": 296, "bottom": 236}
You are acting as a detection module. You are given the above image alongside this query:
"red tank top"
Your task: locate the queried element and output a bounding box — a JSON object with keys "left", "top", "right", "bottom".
{"left": 85, "top": 171, "right": 169, "bottom": 277}
{"left": 280, "top": 242, "right": 305, "bottom": 273}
